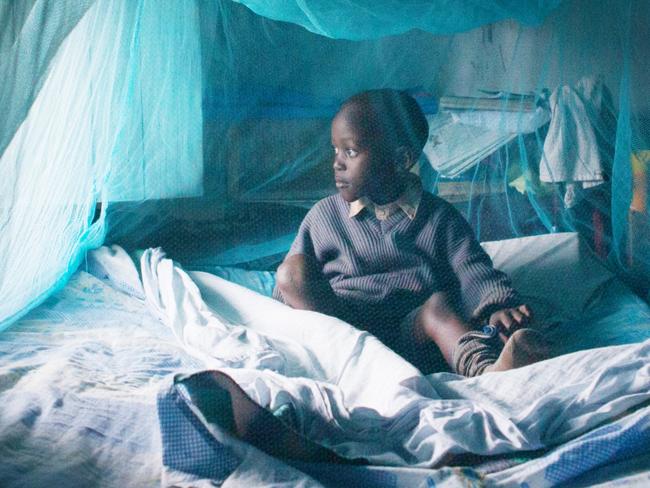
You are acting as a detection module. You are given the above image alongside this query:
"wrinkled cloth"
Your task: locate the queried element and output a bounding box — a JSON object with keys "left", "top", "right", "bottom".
{"left": 100, "top": 246, "right": 650, "bottom": 468}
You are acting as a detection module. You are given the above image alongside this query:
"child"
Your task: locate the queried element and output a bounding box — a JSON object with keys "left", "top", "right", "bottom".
{"left": 273, "top": 89, "right": 546, "bottom": 376}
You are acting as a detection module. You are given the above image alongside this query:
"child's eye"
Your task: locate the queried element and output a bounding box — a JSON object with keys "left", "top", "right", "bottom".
{"left": 332, "top": 146, "right": 339, "bottom": 155}
{"left": 346, "top": 149, "right": 358, "bottom": 158}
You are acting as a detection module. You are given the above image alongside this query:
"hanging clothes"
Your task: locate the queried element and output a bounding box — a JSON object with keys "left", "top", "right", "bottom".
{"left": 540, "top": 76, "right": 615, "bottom": 207}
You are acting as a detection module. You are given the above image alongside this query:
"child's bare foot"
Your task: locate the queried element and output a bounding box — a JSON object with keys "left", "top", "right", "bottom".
{"left": 485, "top": 329, "right": 550, "bottom": 373}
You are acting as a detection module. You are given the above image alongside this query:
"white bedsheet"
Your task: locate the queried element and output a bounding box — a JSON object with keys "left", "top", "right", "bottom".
{"left": 0, "top": 270, "right": 203, "bottom": 487}
{"left": 130, "top": 247, "right": 650, "bottom": 474}
{"left": 1, "top": 243, "right": 649, "bottom": 487}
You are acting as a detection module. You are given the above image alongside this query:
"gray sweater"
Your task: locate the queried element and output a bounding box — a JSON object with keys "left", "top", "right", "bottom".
{"left": 274, "top": 191, "right": 521, "bottom": 340}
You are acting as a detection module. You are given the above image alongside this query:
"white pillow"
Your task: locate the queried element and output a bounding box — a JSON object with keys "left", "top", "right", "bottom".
{"left": 481, "top": 232, "right": 615, "bottom": 324}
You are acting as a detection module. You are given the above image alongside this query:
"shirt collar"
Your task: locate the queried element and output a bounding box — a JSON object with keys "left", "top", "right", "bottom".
{"left": 349, "top": 174, "right": 422, "bottom": 221}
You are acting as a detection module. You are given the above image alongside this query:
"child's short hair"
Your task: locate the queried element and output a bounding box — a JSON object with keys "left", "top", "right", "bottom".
{"left": 339, "top": 89, "right": 429, "bottom": 159}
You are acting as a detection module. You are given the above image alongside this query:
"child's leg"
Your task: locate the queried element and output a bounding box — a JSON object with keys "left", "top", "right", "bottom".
{"left": 275, "top": 254, "right": 341, "bottom": 316}
{"left": 181, "top": 371, "right": 350, "bottom": 463}
{"left": 412, "top": 292, "right": 548, "bottom": 375}
{"left": 411, "top": 291, "right": 475, "bottom": 367}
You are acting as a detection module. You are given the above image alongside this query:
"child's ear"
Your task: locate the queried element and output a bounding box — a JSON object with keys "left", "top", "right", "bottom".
{"left": 394, "top": 146, "right": 414, "bottom": 173}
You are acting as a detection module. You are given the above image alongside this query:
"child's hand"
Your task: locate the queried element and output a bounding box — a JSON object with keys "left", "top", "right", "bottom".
{"left": 489, "top": 304, "right": 533, "bottom": 341}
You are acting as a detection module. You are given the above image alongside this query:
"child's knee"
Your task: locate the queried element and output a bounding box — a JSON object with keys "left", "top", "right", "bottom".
{"left": 276, "top": 254, "right": 311, "bottom": 292}
{"left": 421, "top": 292, "right": 456, "bottom": 320}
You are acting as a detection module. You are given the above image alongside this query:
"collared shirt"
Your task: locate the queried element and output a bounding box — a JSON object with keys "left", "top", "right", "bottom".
{"left": 349, "top": 173, "right": 422, "bottom": 221}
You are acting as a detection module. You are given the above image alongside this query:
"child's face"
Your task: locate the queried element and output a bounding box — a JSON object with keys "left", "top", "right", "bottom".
{"left": 330, "top": 108, "right": 392, "bottom": 203}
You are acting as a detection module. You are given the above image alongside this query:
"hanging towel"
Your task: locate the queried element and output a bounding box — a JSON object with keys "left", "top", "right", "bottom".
{"left": 540, "top": 77, "right": 614, "bottom": 189}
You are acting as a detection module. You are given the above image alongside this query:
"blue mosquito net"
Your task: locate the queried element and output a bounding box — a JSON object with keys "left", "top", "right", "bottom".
{"left": 1, "top": 0, "right": 649, "bottom": 330}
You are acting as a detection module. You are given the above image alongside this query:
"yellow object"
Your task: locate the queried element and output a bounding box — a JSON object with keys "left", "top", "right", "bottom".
{"left": 631, "top": 151, "right": 650, "bottom": 213}
{"left": 509, "top": 174, "right": 528, "bottom": 195}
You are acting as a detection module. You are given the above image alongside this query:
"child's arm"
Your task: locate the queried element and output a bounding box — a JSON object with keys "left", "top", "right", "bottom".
{"left": 275, "top": 253, "right": 340, "bottom": 316}
{"left": 272, "top": 209, "right": 316, "bottom": 304}
{"left": 273, "top": 207, "right": 341, "bottom": 317}
{"left": 437, "top": 202, "right": 531, "bottom": 336}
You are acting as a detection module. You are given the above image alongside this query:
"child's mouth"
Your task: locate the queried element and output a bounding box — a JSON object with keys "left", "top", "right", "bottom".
{"left": 335, "top": 179, "right": 349, "bottom": 189}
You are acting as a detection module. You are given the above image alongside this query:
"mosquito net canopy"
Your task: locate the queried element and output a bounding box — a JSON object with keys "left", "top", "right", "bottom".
{"left": 1, "top": 0, "right": 649, "bottom": 330}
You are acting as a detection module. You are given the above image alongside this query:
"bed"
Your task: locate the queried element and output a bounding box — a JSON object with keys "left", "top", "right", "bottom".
{"left": 1, "top": 233, "right": 649, "bottom": 487}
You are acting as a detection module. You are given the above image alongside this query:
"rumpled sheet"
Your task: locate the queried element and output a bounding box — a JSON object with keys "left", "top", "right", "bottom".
{"left": 0, "top": 270, "right": 202, "bottom": 487}
{"left": 2, "top": 243, "right": 649, "bottom": 487}
{"left": 113, "top": 246, "right": 650, "bottom": 485}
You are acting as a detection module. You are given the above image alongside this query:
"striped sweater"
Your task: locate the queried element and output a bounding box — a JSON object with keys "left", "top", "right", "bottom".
{"left": 274, "top": 191, "right": 521, "bottom": 338}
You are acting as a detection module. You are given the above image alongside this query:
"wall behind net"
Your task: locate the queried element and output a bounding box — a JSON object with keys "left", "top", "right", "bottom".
{"left": 1, "top": 0, "right": 649, "bottom": 329}
{"left": 42, "top": 0, "right": 650, "bottom": 292}
{"left": 179, "top": 0, "right": 649, "bottom": 291}
{"left": 431, "top": 0, "right": 650, "bottom": 294}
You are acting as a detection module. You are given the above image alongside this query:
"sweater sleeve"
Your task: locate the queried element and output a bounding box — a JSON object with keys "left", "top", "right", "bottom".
{"left": 438, "top": 202, "right": 522, "bottom": 321}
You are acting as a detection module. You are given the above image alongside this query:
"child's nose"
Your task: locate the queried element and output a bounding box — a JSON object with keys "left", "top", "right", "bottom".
{"left": 333, "top": 156, "right": 345, "bottom": 171}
